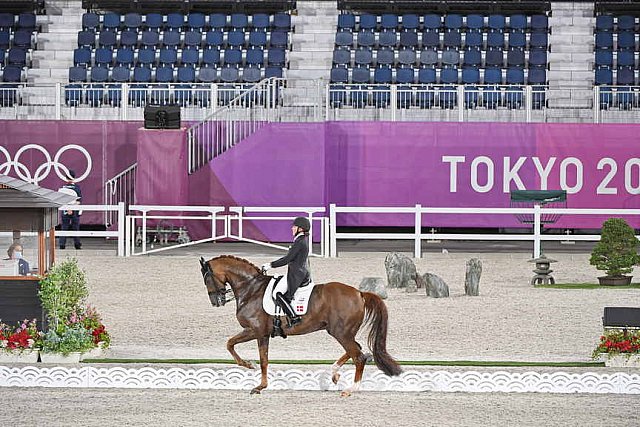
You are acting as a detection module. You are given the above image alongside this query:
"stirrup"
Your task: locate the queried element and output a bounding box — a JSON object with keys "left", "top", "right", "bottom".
{"left": 286, "top": 316, "right": 302, "bottom": 328}
{"left": 271, "top": 316, "right": 287, "bottom": 339}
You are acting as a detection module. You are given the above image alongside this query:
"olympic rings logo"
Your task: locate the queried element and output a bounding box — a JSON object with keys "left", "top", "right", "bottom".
{"left": 0, "top": 144, "right": 92, "bottom": 184}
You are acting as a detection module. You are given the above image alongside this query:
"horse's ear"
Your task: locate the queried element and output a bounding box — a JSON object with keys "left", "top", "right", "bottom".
{"left": 199, "top": 257, "right": 206, "bottom": 268}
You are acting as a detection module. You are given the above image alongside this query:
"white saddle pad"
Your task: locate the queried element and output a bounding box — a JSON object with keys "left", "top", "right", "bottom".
{"left": 262, "top": 276, "right": 316, "bottom": 316}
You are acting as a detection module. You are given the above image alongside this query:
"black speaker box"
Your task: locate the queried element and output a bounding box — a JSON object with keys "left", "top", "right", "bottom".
{"left": 603, "top": 307, "right": 640, "bottom": 328}
{"left": 144, "top": 104, "right": 181, "bottom": 129}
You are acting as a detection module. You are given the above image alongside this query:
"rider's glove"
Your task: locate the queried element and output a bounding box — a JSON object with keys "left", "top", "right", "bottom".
{"left": 261, "top": 263, "right": 271, "bottom": 272}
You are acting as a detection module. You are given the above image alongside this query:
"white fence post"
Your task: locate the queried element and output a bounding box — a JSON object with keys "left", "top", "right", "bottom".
{"left": 117, "top": 202, "right": 125, "bottom": 257}
{"left": 329, "top": 203, "right": 337, "bottom": 257}
{"left": 414, "top": 204, "right": 422, "bottom": 258}
{"left": 533, "top": 204, "right": 541, "bottom": 258}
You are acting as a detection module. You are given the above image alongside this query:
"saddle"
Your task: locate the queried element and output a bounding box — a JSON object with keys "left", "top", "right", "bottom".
{"left": 262, "top": 276, "right": 316, "bottom": 316}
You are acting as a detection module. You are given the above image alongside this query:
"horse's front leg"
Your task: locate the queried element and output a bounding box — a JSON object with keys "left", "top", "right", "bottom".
{"left": 227, "top": 328, "right": 258, "bottom": 369}
{"left": 250, "top": 336, "right": 270, "bottom": 395}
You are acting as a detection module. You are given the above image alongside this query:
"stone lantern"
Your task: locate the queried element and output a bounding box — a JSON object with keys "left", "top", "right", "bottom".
{"left": 528, "top": 255, "right": 558, "bottom": 286}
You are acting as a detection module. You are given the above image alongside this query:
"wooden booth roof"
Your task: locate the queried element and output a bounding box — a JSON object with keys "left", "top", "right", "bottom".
{"left": 0, "top": 175, "right": 76, "bottom": 208}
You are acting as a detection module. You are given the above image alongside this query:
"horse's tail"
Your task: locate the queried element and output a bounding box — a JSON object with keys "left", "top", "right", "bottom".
{"left": 362, "top": 292, "right": 403, "bottom": 376}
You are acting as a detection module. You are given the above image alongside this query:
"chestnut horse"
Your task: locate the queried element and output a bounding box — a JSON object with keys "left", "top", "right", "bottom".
{"left": 199, "top": 255, "right": 402, "bottom": 396}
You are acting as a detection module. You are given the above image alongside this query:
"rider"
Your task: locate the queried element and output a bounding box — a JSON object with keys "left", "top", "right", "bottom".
{"left": 262, "top": 216, "right": 311, "bottom": 328}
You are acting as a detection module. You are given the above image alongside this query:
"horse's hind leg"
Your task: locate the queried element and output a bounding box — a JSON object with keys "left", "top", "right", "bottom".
{"left": 227, "top": 328, "right": 258, "bottom": 369}
{"left": 333, "top": 338, "right": 366, "bottom": 397}
{"left": 331, "top": 353, "right": 350, "bottom": 384}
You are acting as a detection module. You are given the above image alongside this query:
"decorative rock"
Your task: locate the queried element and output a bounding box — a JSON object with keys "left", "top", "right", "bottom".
{"left": 358, "top": 277, "right": 388, "bottom": 299}
{"left": 405, "top": 279, "right": 418, "bottom": 293}
{"left": 423, "top": 273, "right": 450, "bottom": 298}
{"left": 464, "top": 258, "right": 482, "bottom": 296}
{"left": 384, "top": 252, "right": 417, "bottom": 289}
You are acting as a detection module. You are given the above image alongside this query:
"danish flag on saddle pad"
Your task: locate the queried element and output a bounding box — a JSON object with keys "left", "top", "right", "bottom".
{"left": 262, "top": 275, "right": 316, "bottom": 316}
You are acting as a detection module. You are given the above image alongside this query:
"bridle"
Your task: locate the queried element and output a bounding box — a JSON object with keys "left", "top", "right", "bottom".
{"left": 199, "top": 257, "right": 234, "bottom": 306}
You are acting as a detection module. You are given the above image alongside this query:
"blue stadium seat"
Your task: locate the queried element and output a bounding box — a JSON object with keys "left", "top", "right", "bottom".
{"left": 509, "top": 14, "right": 527, "bottom": 31}
{"left": 506, "top": 67, "right": 524, "bottom": 84}
{"left": 485, "top": 48, "right": 504, "bottom": 67}
{"left": 129, "top": 82, "right": 149, "bottom": 107}
{"left": 599, "top": 85, "right": 612, "bottom": 109}
{"left": 158, "top": 47, "right": 178, "bottom": 65}
{"left": 177, "top": 65, "right": 195, "bottom": 82}
{"left": 416, "top": 85, "right": 435, "bottom": 108}
{"left": 174, "top": 82, "right": 193, "bottom": 106}
{"left": 445, "top": 14, "right": 463, "bottom": 30}
{"left": 378, "top": 30, "right": 397, "bottom": 48}
{"left": 243, "top": 65, "right": 261, "bottom": 83}
{"left": 17, "top": 13, "right": 35, "bottom": 31}
{"left": 65, "top": 83, "right": 83, "bottom": 106}
{"left": 202, "top": 47, "right": 221, "bottom": 66}
{"left": 106, "top": 83, "right": 122, "bottom": 106}
{"left": 488, "top": 14, "right": 506, "bottom": 31}
{"left": 333, "top": 47, "right": 350, "bottom": 65}
{"left": 102, "top": 12, "right": 121, "bottom": 31}
{"left": 187, "top": 13, "right": 206, "bottom": 30}
{"left": 531, "top": 85, "right": 546, "bottom": 109}
{"left": 359, "top": 14, "right": 377, "bottom": 30}
{"left": 617, "top": 15, "right": 635, "bottom": 32}
{"left": 372, "top": 84, "right": 391, "bottom": 107}
{"left": 137, "top": 47, "right": 156, "bottom": 66}
{"left": 617, "top": 50, "right": 634, "bottom": 67}
{"left": 265, "top": 65, "right": 282, "bottom": 79}
{"left": 3, "top": 65, "right": 22, "bottom": 82}
{"left": 184, "top": 30, "right": 202, "bottom": 47}
{"left": 330, "top": 83, "right": 347, "bottom": 107}
{"left": 596, "top": 32, "right": 614, "bottom": 49}
{"left": 466, "top": 14, "right": 484, "bottom": 30}
{"left": 224, "top": 48, "right": 242, "bottom": 65}
{"left": 330, "top": 66, "right": 348, "bottom": 83}
{"left": 484, "top": 67, "right": 502, "bottom": 84}
{"left": 220, "top": 65, "right": 240, "bottom": 82}
{"left": 73, "top": 47, "right": 91, "bottom": 66}
{"left": 464, "top": 30, "right": 483, "bottom": 48}
{"left": 205, "top": 30, "right": 224, "bottom": 47}
{"left": 90, "top": 65, "right": 108, "bottom": 82}
{"left": 86, "top": 83, "right": 105, "bottom": 106}
{"left": 462, "top": 66, "right": 480, "bottom": 84}
{"left": 443, "top": 30, "right": 461, "bottom": 48}
{"left": 246, "top": 47, "right": 264, "bottom": 66}
{"left": 464, "top": 84, "right": 479, "bottom": 108}
{"left": 162, "top": 30, "right": 181, "bottom": 47}
{"left": 111, "top": 65, "right": 130, "bottom": 82}
{"left": 78, "top": 30, "right": 96, "bottom": 48}
{"left": 338, "top": 13, "right": 355, "bottom": 31}
{"left": 396, "top": 67, "right": 414, "bottom": 84}
{"left": 487, "top": 30, "right": 504, "bottom": 48}
{"left": 595, "top": 68, "right": 613, "bottom": 85}
{"left": 335, "top": 30, "right": 353, "bottom": 47}
{"left": 197, "top": 66, "right": 217, "bottom": 82}
{"left": 82, "top": 12, "right": 100, "bottom": 30}
{"left": 439, "top": 85, "right": 457, "bottom": 109}
{"left": 399, "top": 29, "right": 418, "bottom": 47}
{"left": 155, "top": 65, "right": 173, "bottom": 82}
{"left": 441, "top": 48, "right": 460, "bottom": 66}
{"left": 0, "top": 13, "right": 13, "bottom": 30}
{"left": 507, "top": 47, "right": 525, "bottom": 67}
{"left": 141, "top": 30, "right": 160, "bottom": 47}
{"left": 98, "top": 30, "right": 117, "bottom": 48}
{"left": 267, "top": 47, "right": 285, "bottom": 66}
{"left": 418, "top": 67, "right": 436, "bottom": 84}
{"left": 350, "top": 84, "right": 369, "bottom": 108}
{"left": 529, "top": 48, "right": 548, "bottom": 67}
{"left": 596, "top": 15, "right": 614, "bottom": 32}
{"left": 351, "top": 66, "right": 370, "bottom": 83}
{"left": 115, "top": 47, "right": 134, "bottom": 66}
{"left": 440, "top": 67, "right": 458, "bottom": 84}
{"left": 401, "top": 14, "right": 419, "bottom": 31}
{"left": 616, "top": 86, "right": 634, "bottom": 109}
{"left": 508, "top": 30, "right": 526, "bottom": 48}
{"left": 617, "top": 31, "right": 635, "bottom": 50}
{"left": 529, "top": 31, "right": 548, "bottom": 48}
{"left": 463, "top": 47, "right": 481, "bottom": 66}
{"left": 423, "top": 14, "right": 441, "bottom": 30}
{"left": 528, "top": 67, "right": 546, "bottom": 84}
{"left": 181, "top": 46, "right": 200, "bottom": 66}
{"left": 145, "top": 13, "right": 163, "bottom": 31}
{"left": 68, "top": 66, "right": 87, "bottom": 82}
{"left": 269, "top": 30, "right": 288, "bottom": 48}
{"left": 119, "top": 29, "right": 138, "bottom": 47}
{"left": 132, "top": 65, "right": 151, "bottom": 82}
{"left": 419, "top": 48, "right": 438, "bottom": 67}
{"left": 251, "top": 13, "right": 270, "bottom": 30}
{"left": 357, "top": 29, "right": 375, "bottom": 47}
{"left": 0, "top": 30, "right": 10, "bottom": 49}
{"left": 617, "top": 67, "right": 634, "bottom": 85}
{"left": 123, "top": 13, "right": 142, "bottom": 30}
{"left": 230, "top": 13, "right": 248, "bottom": 30}
{"left": 7, "top": 48, "right": 26, "bottom": 66}
{"left": 421, "top": 29, "right": 440, "bottom": 48}
{"left": 381, "top": 14, "right": 398, "bottom": 30}
{"left": 166, "top": 13, "right": 185, "bottom": 30}
{"left": 95, "top": 47, "right": 113, "bottom": 66}
{"left": 209, "top": 13, "right": 227, "bottom": 30}
{"left": 397, "top": 48, "right": 416, "bottom": 65}
{"left": 530, "top": 14, "right": 548, "bottom": 31}
{"left": 373, "top": 66, "right": 392, "bottom": 83}
{"left": 376, "top": 47, "right": 394, "bottom": 66}
{"left": 505, "top": 86, "right": 523, "bottom": 108}
{"left": 248, "top": 30, "right": 267, "bottom": 47}
{"left": 273, "top": 12, "right": 291, "bottom": 30}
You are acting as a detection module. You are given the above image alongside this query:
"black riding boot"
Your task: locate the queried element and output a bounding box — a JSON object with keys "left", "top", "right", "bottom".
{"left": 275, "top": 293, "right": 302, "bottom": 327}
{"left": 271, "top": 316, "right": 287, "bottom": 339}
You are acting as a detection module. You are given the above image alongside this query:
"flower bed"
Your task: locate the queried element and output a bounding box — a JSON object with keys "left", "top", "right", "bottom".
{"left": 0, "top": 318, "right": 41, "bottom": 362}
{"left": 593, "top": 330, "right": 640, "bottom": 367}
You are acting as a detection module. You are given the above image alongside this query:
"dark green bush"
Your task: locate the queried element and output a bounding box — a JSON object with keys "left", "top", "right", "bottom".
{"left": 590, "top": 218, "right": 640, "bottom": 277}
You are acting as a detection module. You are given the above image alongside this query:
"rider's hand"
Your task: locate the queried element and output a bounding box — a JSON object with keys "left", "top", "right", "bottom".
{"left": 261, "top": 263, "right": 271, "bottom": 273}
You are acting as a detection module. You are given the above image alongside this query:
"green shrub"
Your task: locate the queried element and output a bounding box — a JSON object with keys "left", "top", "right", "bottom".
{"left": 40, "top": 324, "right": 94, "bottom": 356}
{"left": 38, "top": 258, "right": 88, "bottom": 331}
{"left": 590, "top": 218, "right": 640, "bottom": 277}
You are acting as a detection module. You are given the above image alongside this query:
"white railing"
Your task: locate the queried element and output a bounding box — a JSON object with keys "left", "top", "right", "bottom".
{"left": 57, "top": 203, "right": 126, "bottom": 256}
{"left": 328, "top": 204, "right": 640, "bottom": 258}
{"left": 186, "top": 77, "right": 285, "bottom": 174}
{"left": 104, "top": 163, "right": 137, "bottom": 227}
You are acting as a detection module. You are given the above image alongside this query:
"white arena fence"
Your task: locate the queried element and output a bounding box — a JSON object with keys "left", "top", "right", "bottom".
{"left": 34, "top": 204, "right": 640, "bottom": 258}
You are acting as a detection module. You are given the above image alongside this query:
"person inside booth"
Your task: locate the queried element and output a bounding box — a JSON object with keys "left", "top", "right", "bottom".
{"left": 5, "top": 242, "right": 30, "bottom": 276}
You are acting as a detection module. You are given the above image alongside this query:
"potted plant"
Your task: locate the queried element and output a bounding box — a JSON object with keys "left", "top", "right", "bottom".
{"left": 592, "top": 329, "right": 640, "bottom": 367}
{"left": 589, "top": 218, "right": 640, "bottom": 285}
{"left": 0, "top": 318, "right": 42, "bottom": 363}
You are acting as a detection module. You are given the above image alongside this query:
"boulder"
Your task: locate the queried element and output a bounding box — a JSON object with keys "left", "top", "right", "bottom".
{"left": 423, "top": 273, "right": 450, "bottom": 298}
{"left": 384, "top": 252, "right": 417, "bottom": 289}
{"left": 465, "top": 258, "right": 482, "bottom": 296}
{"left": 359, "top": 277, "right": 388, "bottom": 299}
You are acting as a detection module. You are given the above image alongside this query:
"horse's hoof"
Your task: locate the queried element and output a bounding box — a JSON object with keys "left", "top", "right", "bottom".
{"left": 250, "top": 388, "right": 261, "bottom": 395}
{"left": 332, "top": 373, "right": 340, "bottom": 384}
{"left": 340, "top": 390, "right": 352, "bottom": 397}
{"left": 240, "top": 361, "right": 256, "bottom": 370}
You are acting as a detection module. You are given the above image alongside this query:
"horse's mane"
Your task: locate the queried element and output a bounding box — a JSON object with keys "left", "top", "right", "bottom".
{"left": 211, "top": 255, "right": 261, "bottom": 275}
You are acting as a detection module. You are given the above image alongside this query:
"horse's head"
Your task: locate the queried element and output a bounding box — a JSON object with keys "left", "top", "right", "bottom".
{"left": 199, "top": 257, "right": 230, "bottom": 307}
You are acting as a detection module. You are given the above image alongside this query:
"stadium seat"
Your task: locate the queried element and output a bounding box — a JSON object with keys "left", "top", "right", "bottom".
{"left": 443, "top": 30, "right": 462, "bottom": 48}
{"left": 616, "top": 86, "right": 634, "bottom": 109}
{"left": 401, "top": 14, "right": 419, "bottom": 31}
{"left": 98, "top": 30, "right": 117, "bottom": 48}
{"left": 596, "top": 32, "right": 614, "bottom": 49}
{"left": 528, "top": 67, "right": 546, "bottom": 84}
{"left": 243, "top": 65, "right": 261, "bottom": 83}
{"left": 508, "top": 31, "right": 526, "bottom": 49}
{"left": 166, "top": 13, "right": 185, "bottom": 30}
{"left": 162, "top": 30, "right": 181, "bottom": 48}
{"left": 181, "top": 46, "right": 200, "bottom": 66}
{"left": 267, "top": 47, "right": 285, "bottom": 66}
{"left": 530, "top": 14, "right": 548, "bottom": 31}
{"left": 141, "top": 30, "right": 160, "bottom": 47}
{"left": 466, "top": 14, "right": 484, "bottom": 31}
{"left": 419, "top": 48, "right": 438, "bottom": 67}
{"left": 132, "top": 65, "right": 151, "bottom": 82}
{"left": 220, "top": 65, "right": 240, "bottom": 82}
{"left": 137, "top": 47, "right": 156, "bottom": 66}
{"left": 506, "top": 67, "right": 525, "bottom": 84}
{"left": 338, "top": 13, "right": 355, "bottom": 31}
{"left": 77, "top": 30, "right": 96, "bottom": 48}
{"left": 90, "top": 65, "right": 108, "bottom": 82}
{"left": 111, "top": 65, "right": 130, "bottom": 82}
{"left": 65, "top": 83, "right": 83, "bottom": 106}
{"left": 485, "top": 48, "right": 504, "bottom": 67}
{"left": 129, "top": 82, "right": 149, "bottom": 106}
{"left": 187, "top": 13, "right": 206, "bottom": 30}
{"left": 441, "top": 48, "right": 460, "bottom": 66}
{"left": 155, "top": 65, "right": 173, "bottom": 83}
{"left": 158, "top": 47, "right": 178, "bottom": 65}
{"left": 0, "top": 30, "right": 9, "bottom": 49}
{"left": 209, "top": 13, "right": 227, "bottom": 30}
{"left": 423, "top": 14, "right": 441, "bottom": 30}
{"left": 7, "top": 48, "right": 26, "bottom": 66}
{"left": 205, "top": 30, "right": 224, "bottom": 47}
{"left": 372, "top": 84, "right": 391, "bottom": 108}
{"left": 464, "top": 30, "right": 483, "bottom": 48}
{"left": 119, "top": 29, "right": 138, "bottom": 47}
{"left": 184, "top": 30, "right": 202, "bottom": 47}
{"left": 507, "top": 47, "right": 525, "bottom": 67}
{"left": 354, "top": 47, "right": 373, "bottom": 65}
{"left": 350, "top": 84, "right": 369, "bottom": 108}
{"left": 464, "top": 84, "right": 479, "bottom": 108}
{"left": 617, "top": 50, "right": 634, "bottom": 67}
{"left": 357, "top": 29, "right": 375, "bottom": 47}
{"left": 396, "top": 67, "right": 414, "bottom": 84}
{"left": 0, "top": 13, "right": 14, "bottom": 31}
{"left": 330, "top": 66, "right": 348, "bottom": 83}
{"left": 397, "top": 48, "right": 416, "bottom": 65}
{"left": 82, "top": 13, "right": 100, "bottom": 30}
{"left": 509, "top": 15, "right": 527, "bottom": 31}
{"left": 376, "top": 47, "right": 394, "bottom": 66}
{"left": 531, "top": 85, "right": 546, "bottom": 109}
{"left": 399, "top": 30, "right": 418, "bottom": 48}
{"left": 617, "top": 15, "right": 635, "bottom": 32}
{"left": 273, "top": 12, "right": 291, "bottom": 30}
{"left": 504, "top": 86, "right": 524, "bottom": 108}
{"left": 124, "top": 13, "right": 142, "bottom": 30}
{"left": 416, "top": 85, "right": 435, "bottom": 108}
{"left": 335, "top": 30, "right": 353, "bottom": 47}
{"left": 86, "top": 83, "right": 105, "bottom": 106}
{"left": 487, "top": 31, "right": 504, "bottom": 48}
{"left": 617, "top": 67, "right": 634, "bottom": 85}
{"left": 463, "top": 47, "right": 481, "bottom": 66}
{"left": 177, "top": 65, "right": 195, "bottom": 82}
{"left": 381, "top": 14, "right": 398, "bottom": 30}
{"left": 197, "top": 66, "right": 217, "bottom": 83}
{"left": 462, "top": 66, "right": 480, "bottom": 84}
{"left": 484, "top": 67, "right": 502, "bottom": 84}
{"left": 351, "top": 66, "right": 370, "bottom": 83}
{"left": 445, "top": 14, "right": 463, "bottom": 30}
{"left": 595, "top": 68, "right": 613, "bottom": 85}
{"left": 440, "top": 67, "right": 458, "bottom": 84}
{"left": 102, "top": 12, "right": 120, "bottom": 31}
{"left": 251, "top": 13, "right": 270, "bottom": 30}
{"left": 529, "top": 48, "right": 548, "bottom": 67}
{"left": 224, "top": 48, "right": 242, "bottom": 66}
{"left": 421, "top": 29, "right": 440, "bottom": 48}
{"left": 617, "top": 32, "right": 635, "bottom": 50}
{"left": 145, "top": 13, "right": 163, "bottom": 31}
{"left": 529, "top": 31, "right": 548, "bottom": 48}
{"left": 73, "top": 47, "right": 91, "bottom": 66}
{"left": 378, "top": 29, "right": 397, "bottom": 48}
{"left": 68, "top": 66, "right": 87, "bottom": 82}
{"left": 227, "top": 30, "right": 245, "bottom": 47}
{"left": 17, "top": 13, "right": 36, "bottom": 31}
{"left": 95, "top": 47, "right": 113, "bottom": 66}
{"left": 174, "top": 82, "right": 193, "bottom": 106}
{"left": 202, "top": 47, "right": 221, "bottom": 66}
{"left": 488, "top": 14, "right": 506, "bottom": 31}
{"left": 115, "top": 47, "right": 134, "bottom": 66}
{"left": 596, "top": 15, "right": 614, "bottom": 32}
{"left": 418, "top": 67, "right": 436, "bottom": 84}
{"left": 265, "top": 65, "right": 283, "bottom": 78}
{"left": 359, "top": 14, "right": 377, "bottom": 31}
{"left": 3, "top": 65, "right": 22, "bottom": 82}
{"left": 269, "top": 30, "right": 288, "bottom": 48}
{"left": 106, "top": 83, "right": 122, "bottom": 106}
{"left": 245, "top": 47, "right": 264, "bottom": 66}
{"left": 333, "top": 47, "right": 350, "bottom": 65}
{"left": 248, "top": 30, "right": 267, "bottom": 47}
{"left": 439, "top": 85, "right": 457, "bottom": 108}
{"left": 374, "top": 66, "right": 392, "bottom": 83}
